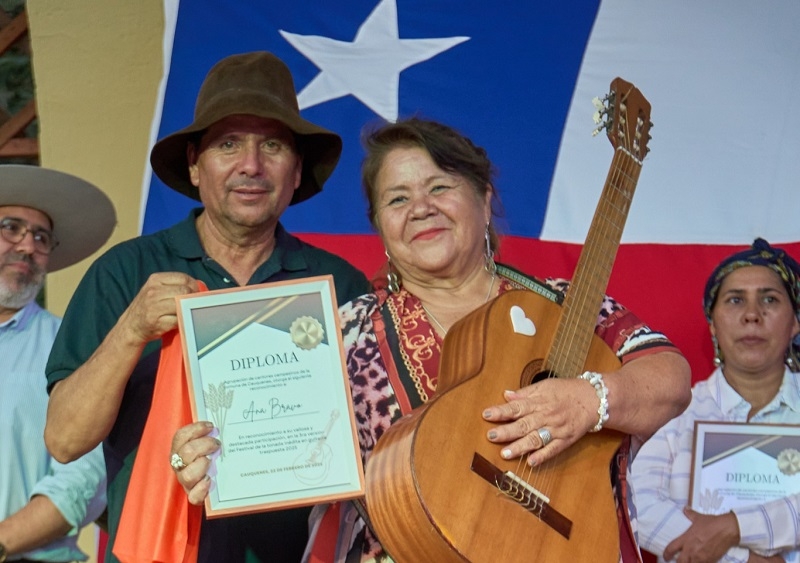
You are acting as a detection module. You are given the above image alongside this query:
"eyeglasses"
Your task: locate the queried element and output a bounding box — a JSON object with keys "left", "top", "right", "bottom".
{"left": 0, "top": 217, "right": 59, "bottom": 255}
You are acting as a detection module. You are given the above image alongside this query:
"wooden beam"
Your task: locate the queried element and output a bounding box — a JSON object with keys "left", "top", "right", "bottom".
{"left": 0, "top": 137, "right": 38, "bottom": 158}
{"left": 0, "top": 99, "right": 36, "bottom": 145}
{"left": 0, "top": 9, "right": 28, "bottom": 54}
{"left": 0, "top": 10, "right": 38, "bottom": 160}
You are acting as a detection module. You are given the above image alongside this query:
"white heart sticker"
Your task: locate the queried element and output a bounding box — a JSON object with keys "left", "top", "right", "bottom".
{"left": 510, "top": 305, "right": 536, "bottom": 336}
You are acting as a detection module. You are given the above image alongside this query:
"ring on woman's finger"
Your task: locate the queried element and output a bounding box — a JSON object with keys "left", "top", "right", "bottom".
{"left": 537, "top": 427, "right": 552, "bottom": 448}
{"left": 170, "top": 452, "right": 187, "bottom": 471}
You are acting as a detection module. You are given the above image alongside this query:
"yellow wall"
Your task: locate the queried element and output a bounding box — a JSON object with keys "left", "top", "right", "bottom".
{"left": 26, "top": 1, "right": 166, "bottom": 559}
{"left": 27, "top": 0, "right": 165, "bottom": 316}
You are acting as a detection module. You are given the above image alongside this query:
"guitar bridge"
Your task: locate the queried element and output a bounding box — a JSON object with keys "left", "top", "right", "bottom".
{"left": 502, "top": 471, "right": 551, "bottom": 504}
{"left": 471, "top": 452, "right": 572, "bottom": 539}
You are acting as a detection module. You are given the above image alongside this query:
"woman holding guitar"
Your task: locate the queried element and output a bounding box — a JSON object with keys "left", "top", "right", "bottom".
{"left": 303, "top": 117, "right": 690, "bottom": 562}
{"left": 631, "top": 239, "right": 800, "bottom": 563}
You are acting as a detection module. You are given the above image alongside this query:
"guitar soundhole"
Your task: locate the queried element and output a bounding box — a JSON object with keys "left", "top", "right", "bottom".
{"left": 521, "top": 359, "right": 549, "bottom": 387}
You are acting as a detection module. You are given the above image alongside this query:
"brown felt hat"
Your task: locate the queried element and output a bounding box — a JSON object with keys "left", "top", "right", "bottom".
{"left": 149, "top": 51, "right": 342, "bottom": 205}
{"left": 0, "top": 165, "right": 116, "bottom": 272}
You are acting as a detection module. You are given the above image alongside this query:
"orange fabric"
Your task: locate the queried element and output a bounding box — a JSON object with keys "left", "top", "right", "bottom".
{"left": 113, "top": 288, "right": 207, "bottom": 563}
{"left": 308, "top": 501, "right": 341, "bottom": 563}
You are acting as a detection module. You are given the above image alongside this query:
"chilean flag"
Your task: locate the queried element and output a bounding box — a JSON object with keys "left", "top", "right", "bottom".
{"left": 141, "top": 0, "right": 800, "bottom": 385}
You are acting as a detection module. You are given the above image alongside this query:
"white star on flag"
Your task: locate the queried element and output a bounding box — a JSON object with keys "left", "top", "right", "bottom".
{"left": 279, "top": 0, "right": 469, "bottom": 121}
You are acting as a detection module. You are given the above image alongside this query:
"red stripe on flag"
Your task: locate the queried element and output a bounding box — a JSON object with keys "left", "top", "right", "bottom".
{"left": 297, "top": 233, "right": 800, "bottom": 385}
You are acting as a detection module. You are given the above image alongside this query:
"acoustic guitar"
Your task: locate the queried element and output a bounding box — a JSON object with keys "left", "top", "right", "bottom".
{"left": 365, "top": 77, "right": 652, "bottom": 562}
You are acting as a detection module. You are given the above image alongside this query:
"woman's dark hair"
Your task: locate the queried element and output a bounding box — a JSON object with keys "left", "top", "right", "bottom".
{"left": 361, "top": 117, "right": 503, "bottom": 250}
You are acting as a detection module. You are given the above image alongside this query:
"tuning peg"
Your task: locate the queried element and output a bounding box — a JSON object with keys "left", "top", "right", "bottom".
{"left": 592, "top": 96, "right": 608, "bottom": 125}
{"left": 592, "top": 95, "right": 610, "bottom": 135}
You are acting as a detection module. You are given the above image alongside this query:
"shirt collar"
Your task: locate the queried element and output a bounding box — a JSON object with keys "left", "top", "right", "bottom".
{"left": 166, "top": 208, "right": 309, "bottom": 279}
{"left": 775, "top": 368, "right": 800, "bottom": 414}
{"left": 271, "top": 222, "right": 308, "bottom": 273}
{"left": 714, "top": 367, "right": 749, "bottom": 415}
{"left": 0, "top": 300, "right": 40, "bottom": 331}
{"left": 714, "top": 365, "right": 800, "bottom": 416}
{"left": 167, "top": 208, "right": 206, "bottom": 260}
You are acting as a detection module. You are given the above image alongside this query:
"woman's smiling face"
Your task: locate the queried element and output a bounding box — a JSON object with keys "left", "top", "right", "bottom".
{"left": 373, "top": 146, "right": 491, "bottom": 284}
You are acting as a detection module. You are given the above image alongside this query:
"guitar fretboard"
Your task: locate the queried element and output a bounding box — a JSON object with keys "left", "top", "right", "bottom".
{"left": 546, "top": 146, "right": 642, "bottom": 378}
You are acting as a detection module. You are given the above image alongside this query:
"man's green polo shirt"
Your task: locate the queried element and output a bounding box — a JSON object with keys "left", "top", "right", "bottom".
{"left": 46, "top": 209, "right": 370, "bottom": 563}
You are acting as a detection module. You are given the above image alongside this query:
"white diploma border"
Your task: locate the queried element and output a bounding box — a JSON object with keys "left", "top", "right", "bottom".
{"left": 689, "top": 420, "right": 800, "bottom": 512}
{"left": 176, "top": 275, "right": 365, "bottom": 518}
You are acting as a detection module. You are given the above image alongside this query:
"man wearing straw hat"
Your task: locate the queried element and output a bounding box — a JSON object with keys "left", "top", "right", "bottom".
{"left": 0, "top": 165, "right": 114, "bottom": 563}
{"left": 43, "top": 52, "right": 369, "bottom": 562}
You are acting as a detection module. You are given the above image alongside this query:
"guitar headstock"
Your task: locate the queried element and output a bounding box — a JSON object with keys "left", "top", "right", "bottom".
{"left": 592, "top": 77, "right": 652, "bottom": 162}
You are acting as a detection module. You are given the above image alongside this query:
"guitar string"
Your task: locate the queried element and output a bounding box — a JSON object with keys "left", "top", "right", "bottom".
{"left": 520, "top": 87, "right": 641, "bottom": 515}
{"left": 523, "top": 113, "right": 642, "bottom": 505}
{"left": 526, "top": 94, "right": 649, "bottom": 520}
{"left": 522, "top": 154, "right": 608, "bottom": 496}
{"left": 496, "top": 93, "right": 647, "bottom": 514}
{"left": 533, "top": 150, "right": 634, "bottom": 499}
{"left": 514, "top": 135, "right": 627, "bottom": 503}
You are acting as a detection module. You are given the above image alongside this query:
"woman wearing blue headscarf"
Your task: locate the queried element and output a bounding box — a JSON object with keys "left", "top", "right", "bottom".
{"left": 631, "top": 238, "right": 800, "bottom": 563}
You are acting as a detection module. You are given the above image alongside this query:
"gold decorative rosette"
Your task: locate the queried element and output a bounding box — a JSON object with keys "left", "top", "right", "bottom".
{"left": 777, "top": 448, "right": 800, "bottom": 476}
{"left": 290, "top": 315, "right": 325, "bottom": 350}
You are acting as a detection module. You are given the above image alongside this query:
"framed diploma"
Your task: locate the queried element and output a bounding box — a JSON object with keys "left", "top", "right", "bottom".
{"left": 689, "top": 421, "right": 800, "bottom": 514}
{"left": 176, "top": 275, "right": 365, "bottom": 518}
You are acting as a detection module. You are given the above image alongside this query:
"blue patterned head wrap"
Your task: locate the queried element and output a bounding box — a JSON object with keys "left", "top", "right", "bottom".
{"left": 703, "top": 238, "right": 800, "bottom": 324}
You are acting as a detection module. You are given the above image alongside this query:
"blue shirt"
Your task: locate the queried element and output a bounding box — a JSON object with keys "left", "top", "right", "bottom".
{"left": 1, "top": 301, "right": 106, "bottom": 562}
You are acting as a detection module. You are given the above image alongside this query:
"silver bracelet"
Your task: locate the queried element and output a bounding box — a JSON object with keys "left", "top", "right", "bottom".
{"left": 578, "top": 371, "right": 609, "bottom": 432}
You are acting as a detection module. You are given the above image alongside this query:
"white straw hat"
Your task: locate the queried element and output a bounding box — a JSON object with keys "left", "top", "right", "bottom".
{"left": 0, "top": 164, "right": 116, "bottom": 271}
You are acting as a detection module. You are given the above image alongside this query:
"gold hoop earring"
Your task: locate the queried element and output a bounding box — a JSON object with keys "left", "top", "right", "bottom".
{"left": 484, "top": 222, "right": 496, "bottom": 275}
{"left": 385, "top": 249, "right": 401, "bottom": 293}
{"left": 786, "top": 344, "right": 800, "bottom": 373}
{"left": 712, "top": 335, "right": 724, "bottom": 367}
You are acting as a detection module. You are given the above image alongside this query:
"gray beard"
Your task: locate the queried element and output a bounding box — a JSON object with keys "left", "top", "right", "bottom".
{"left": 0, "top": 253, "right": 46, "bottom": 310}
{"left": 0, "top": 276, "right": 44, "bottom": 309}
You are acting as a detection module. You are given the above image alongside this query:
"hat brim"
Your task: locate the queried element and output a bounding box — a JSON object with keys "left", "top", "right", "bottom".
{"left": 150, "top": 97, "right": 342, "bottom": 205}
{"left": 0, "top": 165, "right": 116, "bottom": 272}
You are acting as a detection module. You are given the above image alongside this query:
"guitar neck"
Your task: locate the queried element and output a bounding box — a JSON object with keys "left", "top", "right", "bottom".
{"left": 546, "top": 147, "right": 642, "bottom": 378}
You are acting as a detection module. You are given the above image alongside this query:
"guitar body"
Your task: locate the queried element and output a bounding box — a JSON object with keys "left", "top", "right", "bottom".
{"left": 366, "top": 289, "right": 623, "bottom": 562}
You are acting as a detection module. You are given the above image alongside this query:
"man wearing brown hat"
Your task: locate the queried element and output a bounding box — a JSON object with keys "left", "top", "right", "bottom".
{"left": 0, "top": 165, "right": 114, "bottom": 563}
{"left": 43, "top": 52, "right": 370, "bottom": 562}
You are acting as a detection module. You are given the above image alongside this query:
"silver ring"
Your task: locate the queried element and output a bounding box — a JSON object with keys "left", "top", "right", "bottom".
{"left": 537, "top": 427, "right": 552, "bottom": 448}
{"left": 170, "top": 452, "right": 187, "bottom": 471}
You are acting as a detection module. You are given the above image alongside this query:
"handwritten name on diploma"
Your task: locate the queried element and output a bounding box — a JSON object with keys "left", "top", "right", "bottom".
{"left": 230, "top": 351, "right": 300, "bottom": 371}
{"left": 726, "top": 472, "right": 780, "bottom": 484}
{"left": 243, "top": 398, "right": 304, "bottom": 422}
